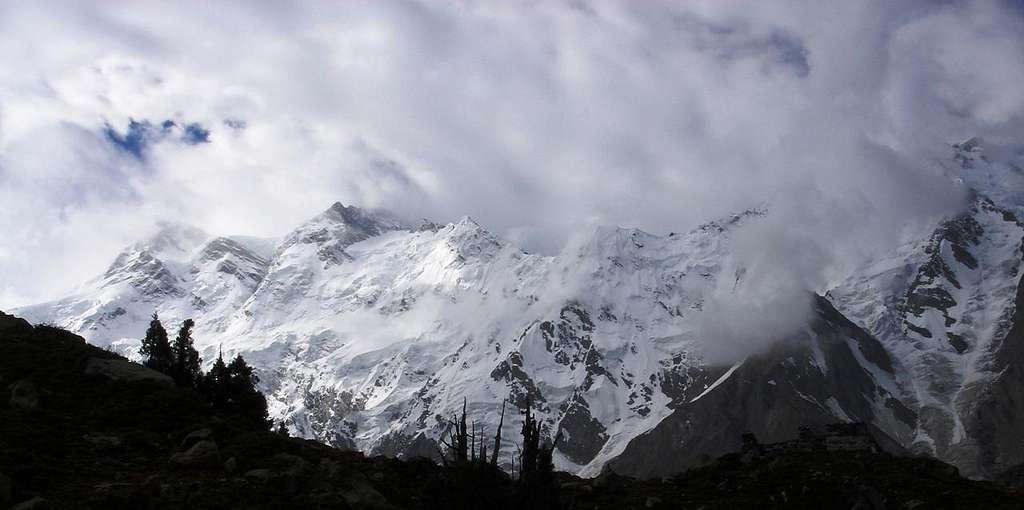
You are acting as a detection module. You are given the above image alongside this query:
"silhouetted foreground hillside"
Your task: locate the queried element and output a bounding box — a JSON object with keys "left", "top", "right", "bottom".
{"left": 2, "top": 311, "right": 1022, "bottom": 509}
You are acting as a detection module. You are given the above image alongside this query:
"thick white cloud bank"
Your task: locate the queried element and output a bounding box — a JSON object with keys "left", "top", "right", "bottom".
{"left": 1, "top": 0, "right": 1023, "bottom": 315}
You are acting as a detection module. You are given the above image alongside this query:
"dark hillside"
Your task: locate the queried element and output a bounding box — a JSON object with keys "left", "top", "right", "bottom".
{"left": 2, "top": 311, "right": 1022, "bottom": 509}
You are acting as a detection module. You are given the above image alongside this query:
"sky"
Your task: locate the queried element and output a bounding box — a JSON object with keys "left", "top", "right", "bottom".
{"left": 1, "top": 1, "right": 1023, "bottom": 310}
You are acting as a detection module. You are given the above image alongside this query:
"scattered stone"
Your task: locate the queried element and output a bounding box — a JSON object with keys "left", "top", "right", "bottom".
{"left": 84, "top": 357, "right": 174, "bottom": 387}
{"left": 645, "top": 496, "right": 663, "bottom": 508}
{"left": 179, "top": 428, "right": 213, "bottom": 451}
{"left": 170, "top": 440, "right": 220, "bottom": 468}
{"left": 224, "top": 457, "right": 238, "bottom": 474}
{"left": 11, "top": 497, "right": 47, "bottom": 510}
{"left": 371, "top": 471, "right": 385, "bottom": 482}
{"left": 8, "top": 379, "right": 39, "bottom": 410}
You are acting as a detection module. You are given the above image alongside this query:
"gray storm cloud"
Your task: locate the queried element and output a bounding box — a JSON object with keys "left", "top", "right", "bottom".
{"left": 1, "top": 0, "right": 1022, "bottom": 360}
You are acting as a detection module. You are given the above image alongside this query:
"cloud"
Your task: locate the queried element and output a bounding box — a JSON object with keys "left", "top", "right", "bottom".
{"left": 0, "top": 0, "right": 1022, "bottom": 356}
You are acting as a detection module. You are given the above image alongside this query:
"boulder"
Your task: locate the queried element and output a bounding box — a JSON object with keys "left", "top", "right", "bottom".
{"left": 179, "top": 428, "right": 213, "bottom": 450}
{"left": 170, "top": 440, "right": 220, "bottom": 468}
{"left": 84, "top": 357, "right": 174, "bottom": 387}
{"left": 224, "top": 457, "right": 237, "bottom": 474}
{"left": 8, "top": 379, "right": 39, "bottom": 410}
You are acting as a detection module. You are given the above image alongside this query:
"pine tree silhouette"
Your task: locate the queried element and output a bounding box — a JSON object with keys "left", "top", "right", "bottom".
{"left": 171, "top": 319, "right": 202, "bottom": 387}
{"left": 200, "top": 348, "right": 231, "bottom": 408}
{"left": 139, "top": 313, "right": 173, "bottom": 374}
{"left": 227, "top": 354, "right": 271, "bottom": 429}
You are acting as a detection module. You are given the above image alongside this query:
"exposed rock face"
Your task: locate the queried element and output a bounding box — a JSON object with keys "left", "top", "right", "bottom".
{"left": 607, "top": 296, "right": 912, "bottom": 478}
{"left": 556, "top": 392, "right": 609, "bottom": 465}
{"left": 830, "top": 182, "right": 1024, "bottom": 476}
{"left": 104, "top": 249, "right": 187, "bottom": 302}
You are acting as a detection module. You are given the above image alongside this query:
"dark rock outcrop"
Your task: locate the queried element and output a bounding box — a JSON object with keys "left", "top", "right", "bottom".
{"left": 607, "top": 295, "right": 913, "bottom": 479}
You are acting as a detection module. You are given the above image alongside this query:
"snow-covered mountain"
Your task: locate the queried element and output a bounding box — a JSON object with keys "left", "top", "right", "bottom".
{"left": 15, "top": 139, "right": 1024, "bottom": 479}
{"left": 828, "top": 139, "right": 1024, "bottom": 478}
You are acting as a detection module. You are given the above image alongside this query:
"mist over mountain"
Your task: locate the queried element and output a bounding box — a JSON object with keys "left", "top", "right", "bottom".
{"left": 12, "top": 138, "right": 1024, "bottom": 481}
{"left": 3, "top": 2, "right": 1024, "bottom": 503}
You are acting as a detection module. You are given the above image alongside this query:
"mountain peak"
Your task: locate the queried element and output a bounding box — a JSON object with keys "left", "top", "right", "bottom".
{"left": 954, "top": 136, "right": 982, "bottom": 153}
{"left": 285, "top": 202, "right": 408, "bottom": 249}
{"left": 453, "top": 215, "right": 481, "bottom": 228}
{"left": 320, "top": 202, "right": 406, "bottom": 231}
{"left": 128, "top": 221, "right": 209, "bottom": 262}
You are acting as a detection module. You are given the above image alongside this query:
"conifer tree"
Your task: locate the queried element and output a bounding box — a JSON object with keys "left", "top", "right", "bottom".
{"left": 139, "top": 313, "right": 173, "bottom": 374}
{"left": 227, "top": 354, "right": 271, "bottom": 429}
{"left": 201, "top": 348, "right": 231, "bottom": 408}
{"left": 171, "top": 319, "right": 202, "bottom": 387}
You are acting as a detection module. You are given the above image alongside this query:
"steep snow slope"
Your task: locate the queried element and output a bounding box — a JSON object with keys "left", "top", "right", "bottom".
{"left": 16, "top": 222, "right": 273, "bottom": 357}
{"left": 829, "top": 139, "right": 1024, "bottom": 478}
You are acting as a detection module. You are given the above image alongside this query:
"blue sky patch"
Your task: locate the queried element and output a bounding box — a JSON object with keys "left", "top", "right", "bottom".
{"left": 182, "top": 123, "right": 211, "bottom": 144}
{"left": 104, "top": 118, "right": 210, "bottom": 159}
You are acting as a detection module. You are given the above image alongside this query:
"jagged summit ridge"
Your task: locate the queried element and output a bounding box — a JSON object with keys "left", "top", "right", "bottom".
{"left": 15, "top": 201, "right": 760, "bottom": 476}
{"left": 15, "top": 141, "right": 1024, "bottom": 479}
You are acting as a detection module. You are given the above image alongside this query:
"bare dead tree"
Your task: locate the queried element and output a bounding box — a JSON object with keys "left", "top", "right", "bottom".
{"left": 491, "top": 399, "right": 505, "bottom": 467}
{"left": 439, "top": 397, "right": 471, "bottom": 464}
